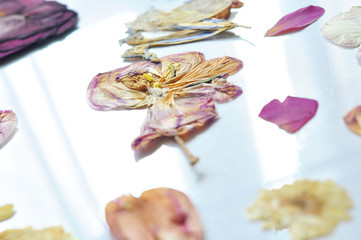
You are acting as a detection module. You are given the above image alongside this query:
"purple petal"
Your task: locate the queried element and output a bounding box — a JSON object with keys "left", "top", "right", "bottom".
{"left": 0, "top": 110, "right": 17, "bottom": 145}
{"left": 259, "top": 96, "right": 318, "bottom": 133}
{"left": 265, "top": 5, "right": 325, "bottom": 36}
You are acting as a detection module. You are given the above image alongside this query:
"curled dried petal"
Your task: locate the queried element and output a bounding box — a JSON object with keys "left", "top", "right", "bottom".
{"left": 0, "top": 226, "right": 76, "bottom": 240}
{"left": 265, "top": 5, "right": 325, "bottom": 36}
{"left": 106, "top": 188, "right": 203, "bottom": 240}
{"left": 344, "top": 105, "right": 361, "bottom": 136}
{"left": 0, "top": 204, "right": 15, "bottom": 222}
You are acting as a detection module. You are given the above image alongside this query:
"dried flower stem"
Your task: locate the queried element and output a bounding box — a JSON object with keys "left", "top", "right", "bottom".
{"left": 174, "top": 136, "right": 199, "bottom": 165}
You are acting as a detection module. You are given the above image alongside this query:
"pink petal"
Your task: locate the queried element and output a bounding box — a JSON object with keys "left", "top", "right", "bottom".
{"left": 265, "top": 5, "right": 325, "bottom": 36}
{"left": 0, "top": 110, "right": 18, "bottom": 145}
{"left": 259, "top": 96, "right": 318, "bottom": 133}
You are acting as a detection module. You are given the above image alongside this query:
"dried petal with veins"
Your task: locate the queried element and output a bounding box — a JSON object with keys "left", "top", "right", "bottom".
{"left": 87, "top": 51, "right": 243, "bottom": 164}
{"left": 247, "top": 180, "right": 352, "bottom": 240}
{"left": 106, "top": 188, "right": 203, "bottom": 240}
{"left": 321, "top": 7, "right": 361, "bottom": 64}
{"left": 344, "top": 105, "right": 361, "bottom": 136}
{"left": 0, "top": 110, "right": 17, "bottom": 145}
{"left": 265, "top": 5, "right": 325, "bottom": 36}
{"left": 0, "top": 226, "right": 76, "bottom": 240}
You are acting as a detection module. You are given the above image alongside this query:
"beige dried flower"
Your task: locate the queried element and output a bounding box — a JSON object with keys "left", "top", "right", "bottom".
{"left": 247, "top": 180, "right": 352, "bottom": 240}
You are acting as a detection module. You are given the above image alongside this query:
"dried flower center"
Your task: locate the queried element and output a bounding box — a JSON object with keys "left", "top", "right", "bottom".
{"left": 282, "top": 193, "right": 323, "bottom": 214}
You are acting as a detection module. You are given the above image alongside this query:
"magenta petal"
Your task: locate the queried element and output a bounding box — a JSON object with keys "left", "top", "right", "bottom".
{"left": 259, "top": 96, "right": 318, "bottom": 133}
{"left": 265, "top": 5, "right": 325, "bottom": 36}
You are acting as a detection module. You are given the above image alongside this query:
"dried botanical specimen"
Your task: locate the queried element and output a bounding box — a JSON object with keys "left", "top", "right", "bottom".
{"left": 106, "top": 188, "right": 203, "bottom": 240}
{"left": 87, "top": 51, "right": 243, "bottom": 164}
{"left": 121, "top": 0, "right": 247, "bottom": 61}
{"left": 247, "top": 180, "right": 353, "bottom": 240}
{"left": 265, "top": 5, "right": 325, "bottom": 36}
{"left": 344, "top": 105, "right": 361, "bottom": 136}
{"left": 0, "top": 110, "right": 17, "bottom": 145}
{"left": 259, "top": 96, "right": 318, "bottom": 133}
{"left": 0, "top": 0, "right": 78, "bottom": 59}
{"left": 0, "top": 204, "right": 15, "bottom": 222}
{"left": 321, "top": 7, "right": 361, "bottom": 64}
{"left": 0, "top": 226, "right": 76, "bottom": 240}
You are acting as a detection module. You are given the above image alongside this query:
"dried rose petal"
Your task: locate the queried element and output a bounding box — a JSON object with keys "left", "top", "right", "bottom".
{"left": 344, "top": 105, "right": 361, "bottom": 136}
{"left": 247, "top": 180, "right": 352, "bottom": 240}
{"left": 0, "top": 110, "right": 17, "bottom": 145}
{"left": 106, "top": 188, "right": 203, "bottom": 240}
{"left": 87, "top": 51, "right": 243, "bottom": 163}
{"left": 259, "top": 96, "right": 318, "bottom": 133}
{"left": 0, "top": 204, "right": 15, "bottom": 222}
{"left": 265, "top": 5, "right": 325, "bottom": 36}
{"left": 0, "top": 0, "right": 78, "bottom": 59}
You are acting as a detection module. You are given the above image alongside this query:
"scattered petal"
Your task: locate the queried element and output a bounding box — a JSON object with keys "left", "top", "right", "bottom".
{"left": 265, "top": 5, "right": 325, "bottom": 36}
{"left": 106, "top": 188, "right": 203, "bottom": 240}
{"left": 247, "top": 180, "right": 353, "bottom": 240}
{"left": 0, "top": 110, "right": 17, "bottom": 145}
{"left": 321, "top": 7, "right": 361, "bottom": 64}
{"left": 259, "top": 96, "right": 318, "bottom": 133}
{"left": 87, "top": 51, "right": 243, "bottom": 163}
{"left": 0, "top": 204, "right": 15, "bottom": 222}
{"left": 344, "top": 105, "right": 361, "bottom": 136}
{"left": 0, "top": 226, "right": 77, "bottom": 240}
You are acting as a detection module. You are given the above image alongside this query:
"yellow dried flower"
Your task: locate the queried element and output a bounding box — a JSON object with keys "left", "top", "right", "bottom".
{"left": 0, "top": 226, "right": 76, "bottom": 240}
{"left": 0, "top": 204, "right": 15, "bottom": 222}
{"left": 247, "top": 180, "right": 352, "bottom": 240}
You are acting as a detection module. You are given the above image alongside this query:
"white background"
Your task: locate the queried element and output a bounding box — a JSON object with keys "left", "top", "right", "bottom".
{"left": 1, "top": 0, "right": 361, "bottom": 239}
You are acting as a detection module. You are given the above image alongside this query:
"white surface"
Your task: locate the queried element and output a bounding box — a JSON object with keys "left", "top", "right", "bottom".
{"left": 1, "top": 0, "right": 361, "bottom": 239}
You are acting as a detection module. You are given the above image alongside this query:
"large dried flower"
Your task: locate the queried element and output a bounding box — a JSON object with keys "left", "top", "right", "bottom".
{"left": 247, "top": 180, "right": 352, "bottom": 240}
{"left": 106, "top": 188, "right": 203, "bottom": 240}
{"left": 87, "top": 51, "right": 243, "bottom": 164}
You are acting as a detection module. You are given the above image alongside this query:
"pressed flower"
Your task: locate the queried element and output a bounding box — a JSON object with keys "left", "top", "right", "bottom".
{"left": 265, "top": 5, "right": 325, "bottom": 36}
{"left": 0, "top": 0, "right": 78, "bottom": 59}
{"left": 106, "top": 188, "right": 203, "bottom": 240}
{"left": 0, "top": 204, "right": 15, "bottom": 222}
{"left": 0, "top": 226, "right": 76, "bottom": 240}
{"left": 344, "top": 105, "right": 361, "bottom": 136}
{"left": 321, "top": 7, "right": 361, "bottom": 64}
{"left": 122, "top": 0, "right": 247, "bottom": 61}
{"left": 259, "top": 96, "right": 318, "bottom": 133}
{"left": 0, "top": 110, "right": 17, "bottom": 145}
{"left": 247, "top": 180, "right": 353, "bottom": 240}
{"left": 87, "top": 51, "right": 243, "bottom": 164}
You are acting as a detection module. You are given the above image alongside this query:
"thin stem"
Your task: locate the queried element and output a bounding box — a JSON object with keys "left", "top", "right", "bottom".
{"left": 174, "top": 136, "right": 199, "bottom": 165}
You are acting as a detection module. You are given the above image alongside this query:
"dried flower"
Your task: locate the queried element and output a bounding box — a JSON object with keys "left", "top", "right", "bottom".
{"left": 106, "top": 188, "right": 203, "bottom": 240}
{"left": 321, "top": 7, "right": 361, "bottom": 64}
{"left": 247, "top": 180, "right": 353, "bottom": 240}
{"left": 0, "top": 110, "right": 17, "bottom": 145}
{"left": 265, "top": 5, "right": 325, "bottom": 37}
{"left": 259, "top": 96, "right": 318, "bottom": 133}
{"left": 87, "top": 51, "right": 243, "bottom": 164}
{"left": 344, "top": 105, "right": 361, "bottom": 136}
{"left": 0, "top": 226, "right": 76, "bottom": 240}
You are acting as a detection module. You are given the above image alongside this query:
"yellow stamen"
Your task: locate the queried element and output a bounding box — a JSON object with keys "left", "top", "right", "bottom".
{"left": 143, "top": 73, "right": 155, "bottom": 82}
